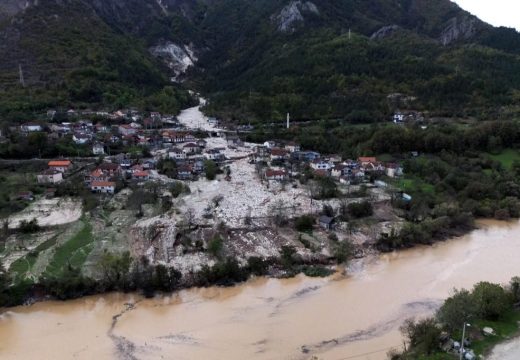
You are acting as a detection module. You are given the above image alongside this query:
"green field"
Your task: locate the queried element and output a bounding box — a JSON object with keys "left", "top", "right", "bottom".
{"left": 393, "top": 177, "right": 435, "bottom": 194}
{"left": 488, "top": 149, "right": 520, "bottom": 169}
{"left": 9, "top": 233, "right": 61, "bottom": 279}
{"left": 44, "top": 221, "right": 94, "bottom": 277}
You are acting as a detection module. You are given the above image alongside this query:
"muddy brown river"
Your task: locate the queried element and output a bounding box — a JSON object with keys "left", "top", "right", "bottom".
{"left": 2, "top": 220, "right": 520, "bottom": 360}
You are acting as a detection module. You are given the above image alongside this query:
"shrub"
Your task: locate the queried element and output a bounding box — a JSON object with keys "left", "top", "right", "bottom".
{"left": 347, "top": 201, "right": 373, "bottom": 218}
{"left": 295, "top": 215, "right": 314, "bottom": 232}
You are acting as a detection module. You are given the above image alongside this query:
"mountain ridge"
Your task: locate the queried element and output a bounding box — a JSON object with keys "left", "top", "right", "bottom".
{"left": 1, "top": 0, "right": 520, "bottom": 121}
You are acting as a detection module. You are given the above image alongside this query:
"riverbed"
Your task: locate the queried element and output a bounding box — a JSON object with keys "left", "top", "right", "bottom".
{"left": 2, "top": 219, "right": 520, "bottom": 360}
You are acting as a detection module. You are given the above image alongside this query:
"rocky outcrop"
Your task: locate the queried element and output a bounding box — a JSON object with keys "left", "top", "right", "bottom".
{"left": 273, "top": 1, "right": 319, "bottom": 33}
{"left": 370, "top": 25, "right": 401, "bottom": 40}
{"left": 439, "top": 15, "right": 478, "bottom": 45}
{"left": 149, "top": 42, "right": 197, "bottom": 81}
{"left": 0, "top": 0, "right": 38, "bottom": 23}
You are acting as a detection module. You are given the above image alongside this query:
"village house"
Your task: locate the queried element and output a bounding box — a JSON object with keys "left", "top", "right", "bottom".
{"left": 226, "top": 135, "right": 242, "bottom": 147}
{"left": 362, "top": 161, "right": 385, "bottom": 173}
{"left": 208, "top": 117, "right": 219, "bottom": 127}
{"left": 183, "top": 143, "right": 200, "bottom": 155}
{"left": 263, "top": 140, "right": 276, "bottom": 149}
{"left": 169, "top": 148, "right": 187, "bottom": 160}
{"left": 300, "top": 151, "right": 321, "bottom": 162}
{"left": 254, "top": 145, "right": 270, "bottom": 157}
{"left": 358, "top": 157, "right": 377, "bottom": 166}
{"left": 133, "top": 170, "right": 150, "bottom": 181}
{"left": 162, "top": 130, "right": 186, "bottom": 144}
{"left": 310, "top": 159, "right": 333, "bottom": 171}
{"left": 331, "top": 164, "right": 348, "bottom": 178}
{"left": 385, "top": 163, "right": 403, "bottom": 178}
{"left": 92, "top": 142, "right": 105, "bottom": 155}
{"left": 205, "top": 149, "right": 224, "bottom": 162}
{"left": 98, "top": 162, "right": 122, "bottom": 177}
{"left": 85, "top": 168, "right": 109, "bottom": 184}
{"left": 319, "top": 216, "right": 336, "bottom": 231}
{"left": 20, "top": 122, "right": 43, "bottom": 133}
{"left": 119, "top": 124, "right": 137, "bottom": 136}
{"left": 91, "top": 181, "right": 116, "bottom": 194}
{"left": 196, "top": 139, "right": 207, "bottom": 148}
{"left": 177, "top": 165, "right": 193, "bottom": 180}
{"left": 284, "top": 142, "right": 301, "bottom": 153}
{"left": 265, "top": 169, "right": 288, "bottom": 182}
{"left": 48, "top": 160, "right": 72, "bottom": 173}
{"left": 37, "top": 169, "right": 63, "bottom": 184}
{"left": 73, "top": 133, "right": 90, "bottom": 145}
{"left": 119, "top": 158, "right": 133, "bottom": 169}
{"left": 270, "top": 148, "right": 289, "bottom": 162}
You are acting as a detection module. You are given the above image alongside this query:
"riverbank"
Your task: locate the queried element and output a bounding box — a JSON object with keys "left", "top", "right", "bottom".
{"left": 2, "top": 219, "right": 520, "bottom": 360}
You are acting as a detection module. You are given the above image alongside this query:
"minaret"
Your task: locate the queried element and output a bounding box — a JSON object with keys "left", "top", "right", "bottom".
{"left": 286, "top": 113, "right": 290, "bottom": 129}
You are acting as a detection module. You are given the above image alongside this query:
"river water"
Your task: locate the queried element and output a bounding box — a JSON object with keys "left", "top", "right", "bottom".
{"left": 1, "top": 220, "right": 520, "bottom": 360}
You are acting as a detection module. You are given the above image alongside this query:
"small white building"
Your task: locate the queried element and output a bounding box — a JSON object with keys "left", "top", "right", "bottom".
{"left": 92, "top": 142, "right": 105, "bottom": 155}
{"left": 20, "top": 123, "right": 43, "bottom": 133}
{"left": 73, "top": 133, "right": 90, "bottom": 145}
{"left": 169, "top": 148, "right": 187, "bottom": 160}
{"left": 205, "top": 149, "right": 223, "bottom": 161}
{"left": 183, "top": 143, "right": 199, "bottom": 154}
{"left": 37, "top": 170, "right": 63, "bottom": 184}
{"left": 310, "top": 159, "right": 333, "bottom": 171}
{"left": 91, "top": 181, "right": 116, "bottom": 194}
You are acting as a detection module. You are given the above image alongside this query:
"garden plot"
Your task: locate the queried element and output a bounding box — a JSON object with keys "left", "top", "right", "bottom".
{"left": 7, "top": 198, "right": 82, "bottom": 229}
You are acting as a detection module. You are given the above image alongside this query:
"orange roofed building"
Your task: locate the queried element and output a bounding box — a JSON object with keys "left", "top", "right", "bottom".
{"left": 48, "top": 160, "right": 72, "bottom": 173}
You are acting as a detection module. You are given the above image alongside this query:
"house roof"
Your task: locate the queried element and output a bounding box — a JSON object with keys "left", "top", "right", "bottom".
{"left": 48, "top": 160, "right": 72, "bottom": 167}
{"left": 91, "top": 181, "right": 116, "bottom": 187}
{"left": 358, "top": 156, "right": 377, "bottom": 163}
{"left": 183, "top": 142, "right": 198, "bottom": 148}
{"left": 319, "top": 216, "right": 334, "bottom": 224}
{"left": 90, "top": 169, "right": 104, "bottom": 177}
{"left": 133, "top": 170, "right": 149, "bottom": 177}
{"left": 99, "top": 163, "right": 120, "bottom": 171}
{"left": 266, "top": 169, "right": 287, "bottom": 177}
{"left": 270, "top": 148, "right": 288, "bottom": 156}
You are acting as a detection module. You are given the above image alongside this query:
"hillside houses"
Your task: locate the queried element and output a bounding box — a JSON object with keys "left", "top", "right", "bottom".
{"left": 48, "top": 160, "right": 72, "bottom": 173}
{"left": 37, "top": 169, "right": 63, "bottom": 184}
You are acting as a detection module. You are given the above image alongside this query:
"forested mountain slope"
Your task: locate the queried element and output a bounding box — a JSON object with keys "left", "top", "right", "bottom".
{"left": 1, "top": 0, "right": 520, "bottom": 121}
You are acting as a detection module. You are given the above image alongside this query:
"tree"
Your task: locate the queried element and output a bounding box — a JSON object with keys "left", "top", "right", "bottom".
{"left": 472, "top": 281, "right": 511, "bottom": 320}
{"left": 208, "top": 236, "right": 224, "bottom": 258}
{"left": 400, "top": 318, "right": 441, "bottom": 355}
{"left": 436, "top": 288, "right": 476, "bottom": 332}
{"left": 99, "top": 251, "right": 132, "bottom": 288}
{"left": 347, "top": 201, "right": 373, "bottom": 219}
{"left": 510, "top": 276, "right": 520, "bottom": 303}
{"left": 204, "top": 160, "right": 218, "bottom": 180}
{"left": 295, "top": 215, "right": 314, "bottom": 232}
{"left": 280, "top": 245, "right": 297, "bottom": 268}
{"left": 333, "top": 239, "right": 354, "bottom": 264}
{"left": 247, "top": 256, "right": 269, "bottom": 276}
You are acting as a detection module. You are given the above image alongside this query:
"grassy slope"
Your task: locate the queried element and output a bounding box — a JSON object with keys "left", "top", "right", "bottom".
{"left": 44, "top": 220, "right": 94, "bottom": 277}
{"left": 488, "top": 149, "right": 520, "bottom": 169}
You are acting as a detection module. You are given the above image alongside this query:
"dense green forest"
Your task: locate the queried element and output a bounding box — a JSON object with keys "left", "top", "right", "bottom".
{"left": 0, "top": 1, "right": 194, "bottom": 120}
{"left": 2, "top": 0, "right": 520, "bottom": 122}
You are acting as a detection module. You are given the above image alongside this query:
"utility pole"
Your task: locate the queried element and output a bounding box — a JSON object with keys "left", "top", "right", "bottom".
{"left": 460, "top": 323, "right": 470, "bottom": 360}
{"left": 19, "top": 64, "right": 25, "bottom": 88}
